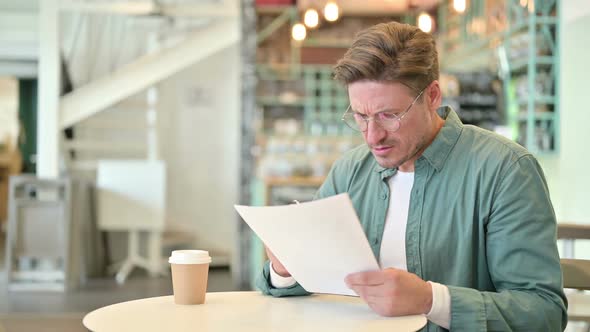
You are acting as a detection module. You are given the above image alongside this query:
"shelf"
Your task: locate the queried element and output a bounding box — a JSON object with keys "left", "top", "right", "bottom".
{"left": 264, "top": 176, "right": 325, "bottom": 187}
{"left": 508, "top": 16, "right": 558, "bottom": 35}
{"left": 256, "top": 64, "right": 305, "bottom": 80}
{"left": 455, "top": 94, "right": 498, "bottom": 107}
{"left": 517, "top": 95, "right": 556, "bottom": 106}
{"left": 517, "top": 112, "right": 555, "bottom": 121}
{"left": 510, "top": 56, "right": 554, "bottom": 73}
{"left": 439, "top": 0, "right": 560, "bottom": 153}
{"left": 257, "top": 96, "right": 306, "bottom": 106}
{"left": 441, "top": 15, "right": 558, "bottom": 71}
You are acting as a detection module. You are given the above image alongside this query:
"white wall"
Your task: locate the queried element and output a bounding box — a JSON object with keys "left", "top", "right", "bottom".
{"left": 158, "top": 43, "right": 240, "bottom": 262}
{"left": 538, "top": 1, "right": 590, "bottom": 258}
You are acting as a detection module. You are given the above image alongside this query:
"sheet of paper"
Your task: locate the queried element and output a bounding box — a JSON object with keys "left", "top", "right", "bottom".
{"left": 235, "top": 193, "right": 380, "bottom": 296}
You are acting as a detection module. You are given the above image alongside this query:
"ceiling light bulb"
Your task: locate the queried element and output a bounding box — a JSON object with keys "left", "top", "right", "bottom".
{"left": 304, "top": 8, "right": 319, "bottom": 28}
{"left": 324, "top": 2, "right": 339, "bottom": 22}
{"left": 418, "top": 12, "right": 433, "bottom": 33}
{"left": 453, "top": 0, "right": 466, "bottom": 13}
{"left": 292, "top": 23, "right": 307, "bottom": 41}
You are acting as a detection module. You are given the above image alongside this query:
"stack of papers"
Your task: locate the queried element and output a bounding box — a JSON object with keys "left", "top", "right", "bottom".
{"left": 235, "top": 193, "right": 380, "bottom": 296}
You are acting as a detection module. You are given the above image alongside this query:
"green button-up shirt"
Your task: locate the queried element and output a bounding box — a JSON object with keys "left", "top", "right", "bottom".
{"left": 257, "top": 107, "right": 567, "bottom": 331}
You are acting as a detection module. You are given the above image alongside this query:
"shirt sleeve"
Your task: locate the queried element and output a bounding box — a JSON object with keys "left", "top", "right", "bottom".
{"left": 426, "top": 282, "right": 451, "bottom": 329}
{"left": 256, "top": 260, "right": 311, "bottom": 297}
{"left": 269, "top": 262, "right": 297, "bottom": 288}
{"left": 448, "top": 155, "right": 567, "bottom": 331}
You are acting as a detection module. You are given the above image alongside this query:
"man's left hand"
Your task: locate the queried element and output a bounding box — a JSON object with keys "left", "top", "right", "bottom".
{"left": 345, "top": 268, "right": 433, "bottom": 317}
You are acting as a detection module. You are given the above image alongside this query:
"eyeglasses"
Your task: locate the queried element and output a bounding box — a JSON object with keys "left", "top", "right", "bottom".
{"left": 341, "top": 88, "right": 425, "bottom": 133}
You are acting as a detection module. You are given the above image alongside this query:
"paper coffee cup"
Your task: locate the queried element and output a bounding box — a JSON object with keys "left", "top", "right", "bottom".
{"left": 169, "top": 250, "right": 212, "bottom": 305}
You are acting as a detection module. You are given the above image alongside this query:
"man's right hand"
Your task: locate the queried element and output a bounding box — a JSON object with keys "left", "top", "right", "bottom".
{"left": 264, "top": 246, "right": 291, "bottom": 277}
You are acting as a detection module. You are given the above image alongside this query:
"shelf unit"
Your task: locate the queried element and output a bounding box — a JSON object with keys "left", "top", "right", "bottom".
{"left": 502, "top": 0, "right": 559, "bottom": 153}
{"left": 439, "top": 0, "right": 560, "bottom": 153}
{"left": 254, "top": 64, "right": 363, "bottom": 184}
{"left": 441, "top": 71, "right": 503, "bottom": 131}
{"left": 256, "top": 64, "right": 355, "bottom": 137}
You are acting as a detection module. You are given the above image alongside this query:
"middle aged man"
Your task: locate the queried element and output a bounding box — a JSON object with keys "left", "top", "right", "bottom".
{"left": 256, "top": 21, "right": 567, "bottom": 331}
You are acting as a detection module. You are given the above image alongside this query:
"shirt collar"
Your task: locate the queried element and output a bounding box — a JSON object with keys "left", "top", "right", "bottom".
{"left": 373, "top": 106, "right": 463, "bottom": 175}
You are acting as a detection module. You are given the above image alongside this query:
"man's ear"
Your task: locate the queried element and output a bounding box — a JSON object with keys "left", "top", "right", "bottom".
{"left": 426, "top": 80, "right": 442, "bottom": 111}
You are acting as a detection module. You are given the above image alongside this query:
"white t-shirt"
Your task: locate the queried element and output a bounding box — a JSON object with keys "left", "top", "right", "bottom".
{"left": 379, "top": 171, "right": 414, "bottom": 270}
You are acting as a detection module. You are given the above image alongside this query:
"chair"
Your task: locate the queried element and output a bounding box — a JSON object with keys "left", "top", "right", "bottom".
{"left": 558, "top": 223, "right": 590, "bottom": 329}
{"left": 562, "top": 259, "right": 590, "bottom": 330}
{"left": 562, "top": 259, "right": 590, "bottom": 291}
{"left": 558, "top": 223, "right": 590, "bottom": 258}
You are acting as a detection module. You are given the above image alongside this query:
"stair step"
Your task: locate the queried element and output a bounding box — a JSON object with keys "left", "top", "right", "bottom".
{"left": 74, "top": 119, "right": 148, "bottom": 131}
{"left": 68, "top": 160, "right": 98, "bottom": 172}
{"left": 63, "top": 140, "right": 146, "bottom": 153}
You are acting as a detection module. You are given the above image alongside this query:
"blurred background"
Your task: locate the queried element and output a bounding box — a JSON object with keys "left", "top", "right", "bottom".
{"left": 0, "top": 0, "right": 588, "bottom": 331}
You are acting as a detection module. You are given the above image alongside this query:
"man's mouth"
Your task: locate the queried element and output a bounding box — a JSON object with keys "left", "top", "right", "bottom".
{"left": 371, "top": 146, "right": 393, "bottom": 156}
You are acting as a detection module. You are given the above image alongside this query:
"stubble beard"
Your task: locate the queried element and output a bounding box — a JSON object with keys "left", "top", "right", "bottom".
{"left": 371, "top": 136, "right": 428, "bottom": 170}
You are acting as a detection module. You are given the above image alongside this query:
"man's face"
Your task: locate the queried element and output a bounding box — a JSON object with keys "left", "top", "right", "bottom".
{"left": 347, "top": 80, "right": 440, "bottom": 170}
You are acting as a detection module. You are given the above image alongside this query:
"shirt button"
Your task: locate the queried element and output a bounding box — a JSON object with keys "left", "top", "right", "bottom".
{"left": 381, "top": 194, "right": 387, "bottom": 200}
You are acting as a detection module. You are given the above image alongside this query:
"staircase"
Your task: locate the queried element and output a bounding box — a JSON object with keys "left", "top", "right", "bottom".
{"left": 56, "top": 2, "right": 240, "bottom": 175}
{"left": 65, "top": 93, "right": 153, "bottom": 174}
{"left": 2, "top": 1, "right": 240, "bottom": 282}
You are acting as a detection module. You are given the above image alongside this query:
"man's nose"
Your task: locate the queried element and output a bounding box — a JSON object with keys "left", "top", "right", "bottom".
{"left": 364, "top": 120, "right": 387, "bottom": 146}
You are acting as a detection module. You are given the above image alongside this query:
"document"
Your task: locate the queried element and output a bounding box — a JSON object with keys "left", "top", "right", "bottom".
{"left": 234, "top": 193, "right": 380, "bottom": 296}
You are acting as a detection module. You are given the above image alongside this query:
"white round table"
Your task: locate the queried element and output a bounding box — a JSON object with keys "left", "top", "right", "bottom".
{"left": 83, "top": 291, "right": 427, "bottom": 332}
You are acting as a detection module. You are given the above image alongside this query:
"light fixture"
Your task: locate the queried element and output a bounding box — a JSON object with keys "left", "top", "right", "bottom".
{"left": 418, "top": 12, "right": 433, "bottom": 33}
{"left": 292, "top": 23, "right": 307, "bottom": 41}
{"left": 453, "top": 0, "right": 466, "bottom": 13}
{"left": 324, "top": 2, "right": 340, "bottom": 22}
{"left": 304, "top": 8, "right": 319, "bottom": 29}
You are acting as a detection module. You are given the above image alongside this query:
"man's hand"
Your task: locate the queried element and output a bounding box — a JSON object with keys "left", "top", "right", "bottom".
{"left": 264, "top": 246, "right": 291, "bottom": 277}
{"left": 345, "top": 268, "right": 433, "bottom": 317}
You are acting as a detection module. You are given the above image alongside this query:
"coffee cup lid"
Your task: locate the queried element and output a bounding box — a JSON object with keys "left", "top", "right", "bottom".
{"left": 169, "top": 250, "right": 212, "bottom": 264}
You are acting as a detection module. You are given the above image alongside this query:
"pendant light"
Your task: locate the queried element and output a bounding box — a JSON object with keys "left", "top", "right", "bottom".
{"left": 304, "top": 8, "right": 319, "bottom": 28}
{"left": 324, "top": 1, "right": 340, "bottom": 22}
{"left": 292, "top": 23, "right": 307, "bottom": 41}
{"left": 418, "top": 12, "right": 433, "bottom": 33}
